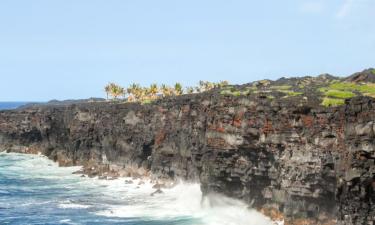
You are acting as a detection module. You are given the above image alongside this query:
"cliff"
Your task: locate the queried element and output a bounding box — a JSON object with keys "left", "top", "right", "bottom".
{"left": 0, "top": 71, "right": 375, "bottom": 225}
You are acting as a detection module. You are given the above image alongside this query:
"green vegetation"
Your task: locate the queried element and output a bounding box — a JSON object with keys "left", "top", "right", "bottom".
{"left": 219, "top": 85, "right": 253, "bottom": 96}
{"left": 174, "top": 83, "right": 183, "bottom": 95}
{"left": 357, "top": 83, "right": 375, "bottom": 95}
{"left": 220, "top": 89, "right": 245, "bottom": 97}
{"left": 280, "top": 90, "right": 303, "bottom": 97}
{"left": 324, "top": 82, "right": 375, "bottom": 95}
{"left": 270, "top": 85, "right": 291, "bottom": 90}
{"left": 322, "top": 97, "right": 345, "bottom": 107}
{"left": 269, "top": 85, "right": 302, "bottom": 97}
{"left": 371, "top": 69, "right": 375, "bottom": 74}
{"left": 104, "top": 80, "right": 230, "bottom": 102}
{"left": 319, "top": 81, "right": 375, "bottom": 107}
{"left": 220, "top": 84, "right": 302, "bottom": 98}
{"left": 329, "top": 82, "right": 358, "bottom": 91}
{"left": 104, "top": 77, "right": 375, "bottom": 106}
{"left": 325, "top": 90, "right": 356, "bottom": 99}
{"left": 104, "top": 83, "right": 125, "bottom": 99}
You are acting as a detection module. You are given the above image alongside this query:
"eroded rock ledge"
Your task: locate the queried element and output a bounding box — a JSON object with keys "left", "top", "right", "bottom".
{"left": 0, "top": 91, "right": 374, "bottom": 225}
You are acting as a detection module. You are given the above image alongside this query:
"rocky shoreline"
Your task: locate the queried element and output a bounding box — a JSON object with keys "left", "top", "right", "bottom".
{"left": 1, "top": 73, "right": 375, "bottom": 225}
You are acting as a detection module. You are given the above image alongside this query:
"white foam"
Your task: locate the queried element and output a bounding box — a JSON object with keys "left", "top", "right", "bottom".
{"left": 58, "top": 200, "right": 92, "bottom": 209}
{"left": 1, "top": 152, "right": 277, "bottom": 225}
{"left": 95, "top": 182, "right": 274, "bottom": 225}
{"left": 58, "top": 203, "right": 92, "bottom": 209}
{"left": 0, "top": 152, "right": 82, "bottom": 178}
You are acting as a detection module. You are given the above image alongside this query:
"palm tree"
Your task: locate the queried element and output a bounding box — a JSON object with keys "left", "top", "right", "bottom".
{"left": 127, "top": 83, "right": 136, "bottom": 102}
{"left": 141, "top": 87, "right": 149, "bottom": 101}
{"left": 104, "top": 83, "right": 111, "bottom": 99}
{"left": 161, "top": 84, "right": 171, "bottom": 97}
{"left": 149, "top": 83, "right": 159, "bottom": 99}
{"left": 126, "top": 83, "right": 141, "bottom": 101}
{"left": 108, "top": 83, "right": 125, "bottom": 100}
{"left": 174, "top": 83, "right": 183, "bottom": 95}
{"left": 133, "top": 84, "right": 143, "bottom": 101}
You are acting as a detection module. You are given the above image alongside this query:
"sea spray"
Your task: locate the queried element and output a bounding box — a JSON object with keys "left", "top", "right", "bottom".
{"left": 0, "top": 152, "right": 279, "bottom": 225}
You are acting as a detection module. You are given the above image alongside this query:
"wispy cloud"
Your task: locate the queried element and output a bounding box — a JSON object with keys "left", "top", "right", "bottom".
{"left": 336, "top": 0, "right": 354, "bottom": 19}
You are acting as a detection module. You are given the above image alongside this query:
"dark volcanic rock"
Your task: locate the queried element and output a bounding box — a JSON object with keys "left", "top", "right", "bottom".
{"left": 0, "top": 80, "right": 374, "bottom": 224}
{"left": 346, "top": 68, "right": 375, "bottom": 83}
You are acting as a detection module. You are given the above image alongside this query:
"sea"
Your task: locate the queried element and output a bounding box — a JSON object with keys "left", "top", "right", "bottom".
{"left": 0, "top": 102, "right": 276, "bottom": 225}
{"left": 0, "top": 102, "right": 31, "bottom": 110}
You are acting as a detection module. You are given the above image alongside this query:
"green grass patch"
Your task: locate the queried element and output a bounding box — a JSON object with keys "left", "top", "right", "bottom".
{"left": 325, "top": 82, "right": 374, "bottom": 93}
{"left": 322, "top": 97, "right": 345, "bottom": 107}
{"left": 358, "top": 83, "right": 375, "bottom": 94}
{"left": 280, "top": 90, "right": 303, "bottom": 96}
{"left": 319, "top": 82, "right": 375, "bottom": 100}
{"left": 325, "top": 90, "right": 356, "bottom": 99}
{"left": 318, "top": 87, "right": 329, "bottom": 92}
{"left": 231, "top": 91, "right": 242, "bottom": 97}
{"left": 220, "top": 89, "right": 249, "bottom": 96}
{"left": 220, "top": 86, "right": 254, "bottom": 96}
{"left": 329, "top": 82, "right": 358, "bottom": 91}
{"left": 270, "top": 85, "right": 292, "bottom": 90}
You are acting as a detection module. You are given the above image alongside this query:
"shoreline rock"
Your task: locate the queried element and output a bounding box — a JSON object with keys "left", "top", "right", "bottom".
{"left": 0, "top": 75, "right": 374, "bottom": 224}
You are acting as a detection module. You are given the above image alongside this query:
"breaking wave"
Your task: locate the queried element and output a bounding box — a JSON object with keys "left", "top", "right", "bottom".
{"left": 0, "top": 152, "right": 279, "bottom": 225}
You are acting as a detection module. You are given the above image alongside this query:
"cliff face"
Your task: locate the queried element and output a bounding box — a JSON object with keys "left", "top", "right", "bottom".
{"left": 0, "top": 87, "right": 375, "bottom": 224}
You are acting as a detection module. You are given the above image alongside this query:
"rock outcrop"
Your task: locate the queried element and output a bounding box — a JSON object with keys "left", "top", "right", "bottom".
{"left": 0, "top": 73, "right": 374, "bottom": 225}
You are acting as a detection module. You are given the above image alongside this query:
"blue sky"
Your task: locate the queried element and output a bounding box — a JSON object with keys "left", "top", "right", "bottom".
{"left": 0, "top": 0, "right": 374, "bottom": 101}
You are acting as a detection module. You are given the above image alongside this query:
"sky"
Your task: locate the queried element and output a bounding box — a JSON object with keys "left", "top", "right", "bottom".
{"left": 0, "top": 0, "right": 374, "bottom": 101}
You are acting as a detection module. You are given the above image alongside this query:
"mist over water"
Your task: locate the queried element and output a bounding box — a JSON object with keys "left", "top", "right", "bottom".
{"left": 0, "top": 152, "right": 275, "bottom": 225}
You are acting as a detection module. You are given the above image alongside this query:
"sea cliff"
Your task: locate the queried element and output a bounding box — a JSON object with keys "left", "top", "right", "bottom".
{"left": 1, "top": 71, "right": 375, "bottom": 225}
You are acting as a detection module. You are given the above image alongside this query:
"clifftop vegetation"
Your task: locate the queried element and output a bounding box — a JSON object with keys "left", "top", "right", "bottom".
{"left": 104, "top": 81, "right": 229, "bottom": 103}
{"left": 103, "top": 68, "right": 375, "bottom": 107}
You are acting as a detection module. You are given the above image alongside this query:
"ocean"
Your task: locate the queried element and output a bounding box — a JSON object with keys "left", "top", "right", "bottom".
{"left": 0, "top": 153, "right": 274, "bottom": 225}
{"left": 0, "top": 102, "right": 275, "bottom": 225}
{"left": 0, "top": 102, "right": 31, "bottom": 110}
